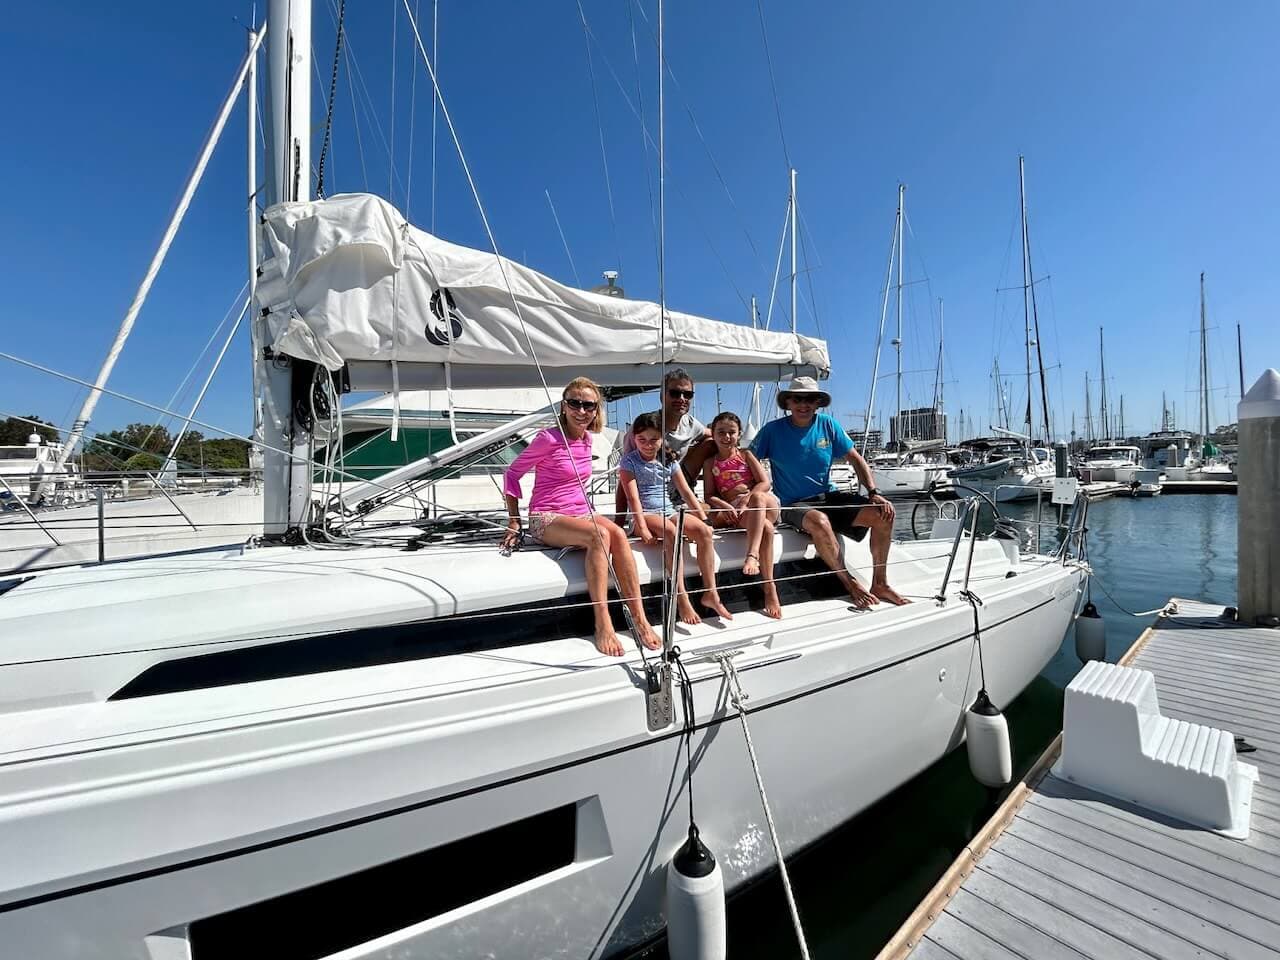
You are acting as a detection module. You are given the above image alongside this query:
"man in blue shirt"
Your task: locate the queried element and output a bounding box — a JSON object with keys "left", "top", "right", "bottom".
{"left": 752, "top": 377, "right": 908, "bottom": 607}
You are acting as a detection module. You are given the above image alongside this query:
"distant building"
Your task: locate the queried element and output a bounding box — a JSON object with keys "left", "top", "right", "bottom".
{"left": 890, "top": 407, "right": 946, "bottom": 445}
{"left": 847, "top": 427, "right": 883, "bottom": 451}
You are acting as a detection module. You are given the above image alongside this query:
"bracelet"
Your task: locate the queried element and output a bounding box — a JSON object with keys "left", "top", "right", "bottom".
{"left": 507, "top": 517, "right": 522, "bottom": 527}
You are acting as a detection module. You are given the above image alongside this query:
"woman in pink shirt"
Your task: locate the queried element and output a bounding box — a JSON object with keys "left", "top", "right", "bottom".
{"left": 501, "top": 377, "right": 659, "bottom": 656}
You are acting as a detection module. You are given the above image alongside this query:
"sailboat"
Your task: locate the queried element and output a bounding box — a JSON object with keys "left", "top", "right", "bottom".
{"left": 868, "top": 185, "right": 950, "bottom": 497}
{"left": 993, "top": 157, "right": 1055, "bottom": 503}
{"left": 0, "top": 5, "right": 1089, "bottom": 956}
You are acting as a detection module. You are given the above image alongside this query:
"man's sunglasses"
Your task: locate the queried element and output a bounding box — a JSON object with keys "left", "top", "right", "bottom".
{"left": 667, "top": 388, "right": 695, "bottom": 400}
{"left": 563, "top": 398, "right": 599, "bottom": 412}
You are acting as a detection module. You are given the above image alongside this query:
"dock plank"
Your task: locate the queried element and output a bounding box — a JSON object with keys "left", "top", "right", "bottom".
{"left": 988, "top": 835, "right": 1276, "bottom": 958}
{"left": 963, "top": 868, "right": 1161, "bottom": 960}
{"left": 919, "top": 916, "right": 1020, "bottom": 960}
{"left": 945, "top": 887, "right": 1089, "bottom": 960}
{"left": 1002, "top": 817, "right": 1280, "bottom": 943}
{"left": 892, "top": 602, "right": 1280, "bottom": 960}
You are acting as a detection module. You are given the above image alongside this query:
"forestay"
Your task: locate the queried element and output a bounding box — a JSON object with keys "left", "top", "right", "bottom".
{"left": 256, "top": 193, "right": 829, "bottom": 388}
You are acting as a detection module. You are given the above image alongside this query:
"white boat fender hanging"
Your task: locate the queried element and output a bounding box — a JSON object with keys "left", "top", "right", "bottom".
{"left": 966, "top": 690, "right": 1013, "bottom": 788}
{"left": 1075, "top": 600, "right": 1106, "bottom": 664}
{"left": 665, "top": 824, "right": 726, "bottom": 960}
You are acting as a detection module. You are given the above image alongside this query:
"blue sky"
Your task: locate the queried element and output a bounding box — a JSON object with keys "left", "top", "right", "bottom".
{"left": 2, "top": 1, "right": 1276, "bottom": 448}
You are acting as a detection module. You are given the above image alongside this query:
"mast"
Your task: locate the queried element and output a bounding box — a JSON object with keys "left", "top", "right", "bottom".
{"left": 1119, "top": 394, "right": 1125, "bottom": 441}
{"left": 248, "top": 22, "right": 263, "bottom": 457}
{"left": 1018, "top": 157, "right": 1034, "bottom": 441}
{"left": 894, "top": 183, "right": 905, "bottom": 444}
{"left": 1098, "top": 328, "right": 1109, "bottom": 441}
{"left": 1019, "top": 156, "right": 1052, "bottom": 442}
{"left": 934, "top": 298, "right": 945, "bottom": 418}
{"left": 862, "top": 202, "right": 899, "bottom": 455}
{"left": 1199, "top": 272, "right": 1209, "bottom": 448}
{"left": 1237, "top": 323, "right": 1246, "bottom": 400}
{"left": 789, "top": 167, "right": 797, "bottom": 335}
{"left": 261, "top": 0, "right": 313, "bottom": 535}
{"left": 1084, "top": 373, "right": 1092, "bottom": 445}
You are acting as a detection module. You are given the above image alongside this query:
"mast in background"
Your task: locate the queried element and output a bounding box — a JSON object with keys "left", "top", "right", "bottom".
{"left": 893, "top": 183, "right": 905, "bottom": 443}
{"left": 1198, "top": 272, "right": 1209, "bottom": 448}
{"left": 1018, "top": 158, "right": 1034, "bottom": 441}
{"left": 1098, "top": 328, "right": 1109, "bottom": 441}
{"left": 789, "top": 168, "right": 798, "bottom": 335}
{"left": 1237, "top": 323, "right": 1245, "bottom": 404}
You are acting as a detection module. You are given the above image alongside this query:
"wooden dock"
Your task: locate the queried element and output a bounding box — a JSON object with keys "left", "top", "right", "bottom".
{"left": 879, "top": 598, "right": 1280, "bottom": 960}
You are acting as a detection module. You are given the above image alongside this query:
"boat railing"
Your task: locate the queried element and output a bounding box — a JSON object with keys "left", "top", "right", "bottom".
{"left": 934, "top": 488, "right": 1088, "bottom": 603}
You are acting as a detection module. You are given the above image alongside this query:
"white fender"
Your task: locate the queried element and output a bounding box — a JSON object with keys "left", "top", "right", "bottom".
{"left": 665, "top": 826, "right": 726, "bottom": 960}
{"left": 966, "top": 690, "right": 1013, "bottom": 788}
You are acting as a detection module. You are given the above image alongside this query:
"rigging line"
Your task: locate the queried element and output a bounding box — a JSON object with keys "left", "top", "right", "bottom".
{"left": 398, "top": 2, "right": 652, "bottom": 652}
{"left": 545, "top": 189, "right": 582, "bottom": 286}
{"left": 325, "top": 0, "right": 408, "bottom": 199}
{"left": 625, "top": 0, "right": 660, "bottom": 276}
{"left": 341, "top": 23, "right": 369, "bottom": 190}
{"left": 142, "top": 281, "right": 251, "bottom": 451}
{"left": 754, "top": 0, "right": 791, "bottom": 171}
{"left": 763, "top": 197, "right": 791, "bottom": 331}
{"left": 0, "top": 350, "right": 463, "bottom": 504}
{"left": 315, "top": 0, "right": 346, "bottom": 199}
{"left": 575, "top": 0, "right": 622, "bottom": 274}
{"left": 797, "top": 211, "right": 822, "bottom": 339}
{"left": 431, "top": 0, "right": 438, "bottom": 232}
{"left": 389, "top": 0, "right": 398, "bottom": 203}
{"left": 579, "top": 10, "right": 748, "bottom": 308}
{"left": 626, "top": 0, "right": 768, "bottom": 277}
{"left": 404, "top": 0, "right": 422, "bottom": 216}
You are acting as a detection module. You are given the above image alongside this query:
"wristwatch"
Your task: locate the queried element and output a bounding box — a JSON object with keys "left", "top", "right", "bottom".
{"left": 866, "top": 487, "right": 880, "bottom": 498}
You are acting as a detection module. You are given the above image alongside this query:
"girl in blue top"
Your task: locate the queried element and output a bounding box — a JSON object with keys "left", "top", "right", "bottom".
{"left": 620, "top": 413, "right": 732, "bottom": 624}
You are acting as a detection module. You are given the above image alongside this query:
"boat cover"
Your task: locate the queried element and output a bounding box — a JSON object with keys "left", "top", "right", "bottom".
{"left": 256, "top": 193, "right": 829, "bottom": 379}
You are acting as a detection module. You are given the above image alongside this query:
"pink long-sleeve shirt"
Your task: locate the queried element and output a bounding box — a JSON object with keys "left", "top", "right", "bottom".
{"left": 502, "top": 427, "right": 594, "bottom": 515}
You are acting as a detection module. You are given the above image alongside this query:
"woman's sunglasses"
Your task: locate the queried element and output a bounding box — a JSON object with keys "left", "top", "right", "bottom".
{"left": 563, "top": 397, "right": 599, "bottom": 412}
{"left": 667, "top": 388, "right": 695, "bottom": 400}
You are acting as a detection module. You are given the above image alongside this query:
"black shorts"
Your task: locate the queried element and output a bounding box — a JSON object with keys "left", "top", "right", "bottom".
{"left": 781, "top": 491, "right": 872, "bottom": 542}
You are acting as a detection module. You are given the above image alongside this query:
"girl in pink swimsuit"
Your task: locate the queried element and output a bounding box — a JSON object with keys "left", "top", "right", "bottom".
{"left": 703, "top": 412, "right": 783, "bottom": 619}
{"left": 501, "top": 378, "right": 659, "bottom": 656}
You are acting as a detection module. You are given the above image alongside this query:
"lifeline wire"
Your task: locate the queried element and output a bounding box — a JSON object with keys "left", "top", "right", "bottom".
{"left": 717, "top": 653, "right": 811, "bottom": 960}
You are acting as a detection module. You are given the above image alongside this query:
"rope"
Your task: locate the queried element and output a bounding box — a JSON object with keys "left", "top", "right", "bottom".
{"left": 716, "top": 653, "right": 811, "bottom": 960}
{"left": 575, "top": 0, "right": 622, "bottom": 277}
{"left": 1068, "top": 561, "right": 1175, "bottom": 618}
{"left": 315, "top": 0, "right": 346, "bottom": 198}
{"left": 754, "top": 0, "right": 791, "bottom": 171}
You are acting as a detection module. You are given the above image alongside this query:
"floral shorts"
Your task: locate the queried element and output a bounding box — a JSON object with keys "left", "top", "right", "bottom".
{"left": 528, "top": 511, "right": 568, "bottom": 544}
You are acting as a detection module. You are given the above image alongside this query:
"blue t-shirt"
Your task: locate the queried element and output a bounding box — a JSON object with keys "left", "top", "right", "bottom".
{"left": 619, "top": 449, "right": 681, "bottom": 514}
{"left": 750, "top": 412, "right": 853, "bottom": 505}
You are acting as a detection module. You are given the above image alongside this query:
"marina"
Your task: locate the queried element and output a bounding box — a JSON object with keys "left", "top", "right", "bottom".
{"left": 1, "top": 3, "right": 1277, "bottom": 959}
{"left": 881, "top": 598, "right": 1280, "bottom": 960}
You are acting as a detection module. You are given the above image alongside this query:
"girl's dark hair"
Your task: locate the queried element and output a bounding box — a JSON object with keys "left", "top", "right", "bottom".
{"left": 711, "top": 411, "right": 742, "bottom": 431}
{"left": 631, "top": 412, "right": 675, "bottom": 463}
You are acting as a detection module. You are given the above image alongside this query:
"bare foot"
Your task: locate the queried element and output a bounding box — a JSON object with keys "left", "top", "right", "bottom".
{"left": 678, "top": 597, "right": 703, "bottom": 626}
{"left": 848, "top": 580, "right": 880, "bottom": 610}
{"left": 700, "top": 592, "right": 733, "bottom": 620}
{"left": 871, "top": 583, "right": 911, "bottom": 606}
{"left": 593, "top": 628, "right": 625, "bottom": 657}
{"left": 743, "top": 553, "right": 760, "bottom": 576}
{"left": 763, "top": 587, "right": 783, "bottom": 620}
{"left": 635, "top": 620, "right": 663, "bottom": 650}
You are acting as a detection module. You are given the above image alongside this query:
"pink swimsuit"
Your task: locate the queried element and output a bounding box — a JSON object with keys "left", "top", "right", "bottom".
{"left": 710, "top": 451, "right": 753, "bottom": 496}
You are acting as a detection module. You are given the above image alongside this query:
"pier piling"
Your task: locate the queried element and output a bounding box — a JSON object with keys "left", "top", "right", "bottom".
{"left": 1238, "top": 368, "right": 1280, "bottom": 626}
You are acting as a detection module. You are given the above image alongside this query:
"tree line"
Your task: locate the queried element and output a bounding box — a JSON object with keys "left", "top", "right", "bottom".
{"left": 0, "top": 416, "right": 251, "bottom": 473}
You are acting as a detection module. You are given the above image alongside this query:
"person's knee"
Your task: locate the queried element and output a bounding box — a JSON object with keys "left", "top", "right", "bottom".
{"left": 805, "top": 511, "right": 833, "bottom": 536}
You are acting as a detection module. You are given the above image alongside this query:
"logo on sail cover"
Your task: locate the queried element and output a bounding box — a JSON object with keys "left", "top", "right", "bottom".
{"left": 426, "top": 288, "right": 465, "bottom": 346}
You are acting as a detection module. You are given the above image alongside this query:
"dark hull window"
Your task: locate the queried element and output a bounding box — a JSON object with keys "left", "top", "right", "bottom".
{"left": 112, "top": 558, "right": 845, "bottom": 699}
{"left": 190, "top": 803, "right": 576, "bottom": 960}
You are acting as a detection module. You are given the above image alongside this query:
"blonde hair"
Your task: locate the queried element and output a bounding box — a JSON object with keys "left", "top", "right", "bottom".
{"left": 558, "top": 377, "right": 606, "bottom": 433}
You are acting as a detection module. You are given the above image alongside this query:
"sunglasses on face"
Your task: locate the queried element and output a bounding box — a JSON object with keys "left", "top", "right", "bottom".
{"left": 563, "top": 397, "right": 599, "bottom": 412}
{"left": 667, "top": 388, "right": 695, "bottom": 400}
{"left": 790, "top": 397, "right": 819, "bottom": 406}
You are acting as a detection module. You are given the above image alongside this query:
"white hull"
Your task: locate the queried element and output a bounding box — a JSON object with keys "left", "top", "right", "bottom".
{"left": 872, "top": 463, "right": 949, "bottom": 497}
{"left": 0, "top": 530, "right": 1083, "bottom": 957}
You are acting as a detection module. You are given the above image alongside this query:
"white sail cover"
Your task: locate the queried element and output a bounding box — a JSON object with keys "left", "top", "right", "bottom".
{"left": 256, "top": 193, "right": 828, "bottom": 381}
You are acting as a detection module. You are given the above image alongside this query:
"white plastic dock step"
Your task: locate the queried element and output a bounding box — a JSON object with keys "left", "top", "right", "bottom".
{"left": 1055, "top": 660, "right": 1258, "bottom": 838}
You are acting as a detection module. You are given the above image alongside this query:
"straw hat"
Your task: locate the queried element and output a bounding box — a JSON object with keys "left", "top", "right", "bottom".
{"left": 777, "top": 375, "right": 832, "bottom": 410}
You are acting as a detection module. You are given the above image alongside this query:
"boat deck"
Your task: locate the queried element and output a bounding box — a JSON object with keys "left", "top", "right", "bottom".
{"left": 880, "top": 598, "right": 1280, "bottom": 960}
